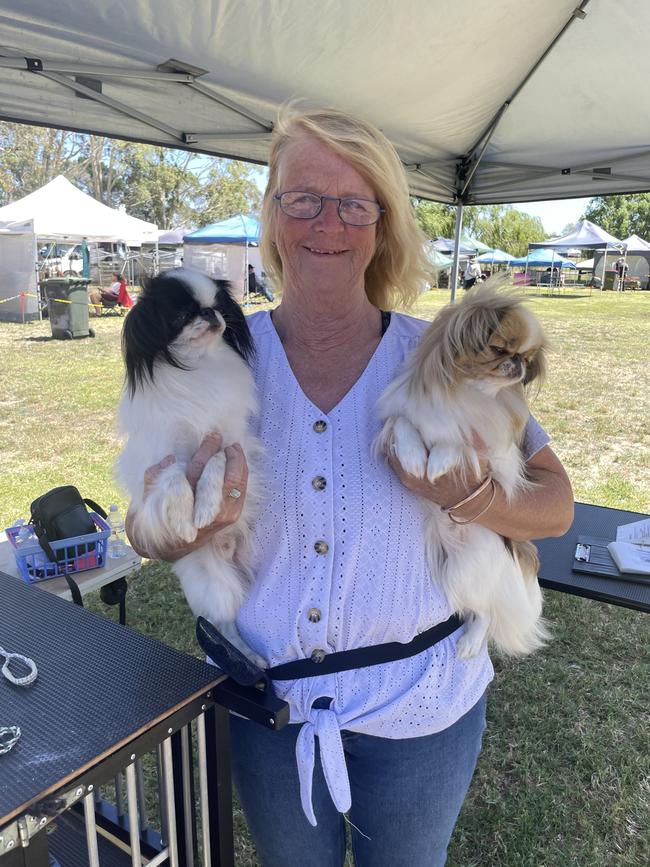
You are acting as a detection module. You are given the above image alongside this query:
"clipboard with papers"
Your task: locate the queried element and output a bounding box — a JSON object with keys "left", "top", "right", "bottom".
{"left": 573, "top": 535, "right": 650, "bottom": 585}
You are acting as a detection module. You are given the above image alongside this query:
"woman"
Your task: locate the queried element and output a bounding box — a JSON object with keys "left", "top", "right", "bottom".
{"left": 127, "top": 106, "right": 573, "bottom": 866}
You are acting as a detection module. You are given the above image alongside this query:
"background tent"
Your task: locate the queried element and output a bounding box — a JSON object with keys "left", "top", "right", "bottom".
{"left": 529, "top": 220, "right": 623, "bottom": 251}
{"left": 431, "top": 237, "right": 478, "bottom": 256}
{"left": 0, "top": 176, "right": 158, "bottom": 245}
{"left": 183, "top": 215, "right": 260, "bottom": 245}
{"left": 510, "top": 248, "right": 577, "bottom": 268}
{"left": 0, "top": 223, "right": 39, "bottom": 321}
{"left": 183, "top": 215, "right": 262, "bottom": 299}
{"left": 476, "top": 249, "right": 515, "bottom": 264}
{"left": 158, "top": 226, "right": 195, "bottom": 245}
{"left": 593, "top": 234, "right": 650, "bottom": 289}
{"left": 530, "top": 220, "right": 624, "bottom": 286}
{"left": 426, "top": 248, "right": 454, "bottom": 270}
{"left": 461, "top": 234, "right": 491, "bottom": 254}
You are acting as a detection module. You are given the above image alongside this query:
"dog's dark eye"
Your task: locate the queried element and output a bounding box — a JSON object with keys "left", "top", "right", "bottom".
{"left": 490, "top": 346, "right": 509, "bottom": 357}
{"left": 177, "top": 310, "right": 194, "bottom": 325}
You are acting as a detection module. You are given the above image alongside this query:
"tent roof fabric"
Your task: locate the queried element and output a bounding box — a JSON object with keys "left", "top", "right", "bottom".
{"left": 158, "top": 226, "right": 195, "bottom": 244}
{"left": 461, "top": 234, "right": 491, "bottom": 253}
{"left": 431, "top": 237, "right": 478, "bottom": 256}
{"left": 476, "top": 249, "right": 515, "bottom": 263}
{"left": 530, "top": 219, "right": 623, "bottom": 250}
{"left": 426, "top": 247, "right": 454, "bottom": 269}
{"left": 511, "top": 248, "right": 576, "bottom": 267}
{"left": 1, "top": 2, "right": 649, "bottom": 206}
{"left": 183, "top": 214, "right": 260, "bottom": 244}
{"left": 0, "top": 175, "right": 157, "bottom": 244}
{"left": 621, "top": 234, "right": 650, "bottom": 252}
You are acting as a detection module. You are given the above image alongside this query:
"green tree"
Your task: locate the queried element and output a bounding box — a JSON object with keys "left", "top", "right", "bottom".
{"left": 584, "top": 194, "right": 650, "bottom": 240}
{"left": 473, "top": 206, "right": 546, "bottom": 257}
{"left": 118, "top": 144, "right": 202, "bottom": 228}
{"left": 0, "top": 123, "right": 89, "bottom": 204}
{"left": 199, "top": 160, "right": 263, "bottom": 225}
{"left": 413, "top": 200, "right": 456, "bottom": 240}
{"left": 413, "top": 200, "right": 545, "bottom": 256}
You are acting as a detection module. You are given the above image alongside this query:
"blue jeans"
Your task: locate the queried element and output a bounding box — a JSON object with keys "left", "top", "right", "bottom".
{"left": 230, "top": 692, "right": 487, "bottom": 866}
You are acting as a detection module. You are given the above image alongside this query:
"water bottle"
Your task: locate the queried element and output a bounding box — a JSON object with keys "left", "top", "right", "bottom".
{"left": 107, "top": 504, "right": 128, "bottom": 559}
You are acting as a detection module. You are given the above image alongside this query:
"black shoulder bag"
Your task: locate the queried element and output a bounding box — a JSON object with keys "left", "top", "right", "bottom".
{"left": 30, "top": 485, "right": 107, "bottom": 605}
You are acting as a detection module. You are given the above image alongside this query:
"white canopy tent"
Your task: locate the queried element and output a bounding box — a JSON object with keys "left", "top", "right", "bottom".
{"left": 0, "top": 1, "right": 649, "bottom": 295}
{"left": 0, "top": 176, "right": 158, "bottom": 245}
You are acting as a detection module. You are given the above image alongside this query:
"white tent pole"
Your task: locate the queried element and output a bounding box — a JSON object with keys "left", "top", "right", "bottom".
{"left": 450, "top": 203, "right": 464, "bottom": 302}
{"left": 601, "top": 242, "right": 608, "bottom": 290}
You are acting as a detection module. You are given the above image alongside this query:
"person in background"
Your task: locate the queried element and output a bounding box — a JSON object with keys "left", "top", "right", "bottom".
{"left": 463, "top": 256, "right": 482, "bottom": 289}
{"left": 94, "top": 271, "right": 134, "bottom": 310}
{"left": 614, "top": 256, "right": 628, "bottom": 291}
{"left": 247, "top": 263, "right": 259, "bottom": 296}
{"left": 125, "top": 106, "right": 573, "bottom": 866}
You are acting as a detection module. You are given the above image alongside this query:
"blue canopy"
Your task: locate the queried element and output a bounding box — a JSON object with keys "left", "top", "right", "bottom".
{"left": 476, "top": 248, "right": 515, "bottom": 264}
{"left": 184, "top": 214, "right": 260, "bottom": 245}
{"left": 510, "top": 248, "right": 577, "bottom": 268}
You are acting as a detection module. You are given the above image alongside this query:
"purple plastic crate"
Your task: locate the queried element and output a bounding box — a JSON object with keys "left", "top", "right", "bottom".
{"left": 5, "top": 513, "right": 110, "bottom": 583}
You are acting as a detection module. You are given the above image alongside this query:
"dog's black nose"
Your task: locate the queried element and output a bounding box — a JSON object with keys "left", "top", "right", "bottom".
{"left": 199, "top": 307, "right": 217, "bottom": 322}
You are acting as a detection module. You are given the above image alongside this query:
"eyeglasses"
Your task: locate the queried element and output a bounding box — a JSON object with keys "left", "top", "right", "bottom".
{"left": 274, "top": 191, "right": 384, "bottom": 226}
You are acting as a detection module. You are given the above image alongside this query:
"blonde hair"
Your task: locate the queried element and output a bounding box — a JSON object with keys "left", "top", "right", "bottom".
{"left": 260, "top": 105, "right": 430, "bottom": 310}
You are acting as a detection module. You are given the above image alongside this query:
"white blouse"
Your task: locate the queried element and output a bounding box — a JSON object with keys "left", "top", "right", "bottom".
{"left": 237, "top": 310, "right": 550, "bottom": 825}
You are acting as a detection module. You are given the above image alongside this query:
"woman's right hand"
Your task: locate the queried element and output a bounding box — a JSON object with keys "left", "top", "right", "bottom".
{"left": 125, "top": 432, "right": 249, "bottom": 562}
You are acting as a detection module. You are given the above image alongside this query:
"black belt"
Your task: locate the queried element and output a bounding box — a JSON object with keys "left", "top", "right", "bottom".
{"left": 268, "top": 613, "right": 464, "bottom": 680}
{"left": 196, "top": 613, "right": 464, "bottom": 688}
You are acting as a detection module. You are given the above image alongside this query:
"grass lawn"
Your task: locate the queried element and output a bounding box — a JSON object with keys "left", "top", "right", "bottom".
{"left": 1, "top": 289, "right": 648, "bottom": 866}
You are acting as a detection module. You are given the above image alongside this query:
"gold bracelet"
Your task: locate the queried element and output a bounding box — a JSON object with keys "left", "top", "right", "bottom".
{"left": 442, "top": 474, "right": 493, "bottom": 513}
{"left": 448, "top": 478, "right": 497, "bottom": 525}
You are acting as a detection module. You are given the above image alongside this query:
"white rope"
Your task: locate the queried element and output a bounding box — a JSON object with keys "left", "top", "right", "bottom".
{"left": 0, "top": 644, "right": 38, "bottom": 686}
{"left": 0, "top": 725, "right": 21, "bottom": 755}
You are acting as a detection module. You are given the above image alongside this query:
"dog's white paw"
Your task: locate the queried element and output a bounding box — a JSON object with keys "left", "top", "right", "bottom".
{"left": 426, "top": 445, "right": 463, "bottom": 482}
{"left": 392, "top": 417, "right": 428, "bottom": 478}
{"left": 456, "top": 614, "right": 490, "bottom": 659}
{"left": 194, "top": 452, "right": 227, "bottom": 528}
{"left": 163, "top": 472, "right": 197, "bottom": 543}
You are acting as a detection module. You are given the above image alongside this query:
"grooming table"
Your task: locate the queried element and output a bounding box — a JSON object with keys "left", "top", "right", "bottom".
{"left": 535, "top": 501, "right": 650, "bottom": 613}
{"left": 0, "top": 572, "right": 230, "bottom": 866}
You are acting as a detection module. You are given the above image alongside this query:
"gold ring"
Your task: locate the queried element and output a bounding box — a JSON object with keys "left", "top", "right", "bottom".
{"left": 228, "top": 488, "right": 242, "bottom": 499}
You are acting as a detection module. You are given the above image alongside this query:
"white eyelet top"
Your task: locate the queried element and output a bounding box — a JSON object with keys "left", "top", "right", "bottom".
{"left": 237, "top": 310, "right": 550, "bottom": 825}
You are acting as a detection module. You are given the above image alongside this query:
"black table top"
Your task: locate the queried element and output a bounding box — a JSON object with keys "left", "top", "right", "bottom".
{"left": 0, "top": 572, "right": 222, "bottom": 826}
{"left": 535, "top": 501, "right": 650, "bottom": 613}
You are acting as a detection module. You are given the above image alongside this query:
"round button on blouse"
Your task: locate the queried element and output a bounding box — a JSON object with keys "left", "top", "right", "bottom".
{"left": 312, "top": 476, "right": 327, "bottom": 491}
{"left": 314, "top": 540, "right": 329, "bottom": 555}
{"left": 307, "top": 608, "right": 322, "bottom": 623}
{"left": 310, "top": 648, "right": 326, "bottom": 663}
{"left": 313, "top": 420, "right": 327, "bottom": 433}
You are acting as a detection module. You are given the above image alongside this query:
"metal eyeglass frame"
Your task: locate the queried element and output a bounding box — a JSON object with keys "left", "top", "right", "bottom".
{"left": 274, "top": 191, "right": 385, "bottom": 226}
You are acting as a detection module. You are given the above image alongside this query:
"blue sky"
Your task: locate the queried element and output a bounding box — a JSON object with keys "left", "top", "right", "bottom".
{"left": 513, "top": 197, "right": 591, "bottom": 236}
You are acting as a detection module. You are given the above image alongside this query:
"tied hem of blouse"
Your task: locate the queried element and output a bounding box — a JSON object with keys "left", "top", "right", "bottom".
{"left": 295, "top": 707, "right": 351, "bottom": 826}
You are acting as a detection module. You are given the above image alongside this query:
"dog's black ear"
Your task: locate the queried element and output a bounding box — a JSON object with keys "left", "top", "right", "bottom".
{"left": 215, "top": 281, "right": 255, "bottom": 363}
{"left": 121, "top": 279, "right": 187, "bottom": 394}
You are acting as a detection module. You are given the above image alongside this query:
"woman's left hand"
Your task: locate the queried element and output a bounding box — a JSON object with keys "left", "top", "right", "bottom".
{"left": 387, "top": 443, "right": 574, "bottom": 541}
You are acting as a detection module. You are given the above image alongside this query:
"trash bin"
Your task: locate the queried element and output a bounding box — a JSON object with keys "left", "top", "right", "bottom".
{"left": 42, "top": 277, "right": 94, "bottom": 339}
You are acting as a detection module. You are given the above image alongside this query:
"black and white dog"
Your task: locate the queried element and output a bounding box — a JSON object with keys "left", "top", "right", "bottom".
{"left": 116, "top": 268, "right": 264, "bottom": 662}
